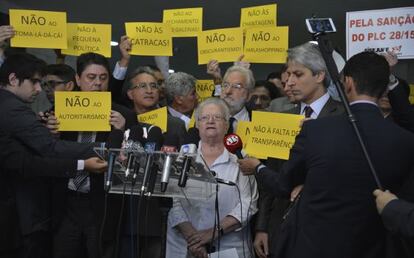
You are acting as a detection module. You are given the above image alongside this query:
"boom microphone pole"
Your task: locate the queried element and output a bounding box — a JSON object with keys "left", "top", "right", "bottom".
{"left": 310, "top": 25, "right": 383, "bottom": 190}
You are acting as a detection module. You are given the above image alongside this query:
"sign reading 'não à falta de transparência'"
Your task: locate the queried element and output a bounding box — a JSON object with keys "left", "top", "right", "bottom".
{"left": 245, "top": 111, "right": 304, "bottom": 160}
{"left": 55, "top": 92, "right": 111, "bottom": 131}
{"left": 10, "top": 9, "right": 67, "bottom": 49}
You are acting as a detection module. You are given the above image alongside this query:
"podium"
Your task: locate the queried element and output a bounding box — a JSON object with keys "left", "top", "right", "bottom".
{"left": 94, "top": 147, "right": 217, "bottom": 200}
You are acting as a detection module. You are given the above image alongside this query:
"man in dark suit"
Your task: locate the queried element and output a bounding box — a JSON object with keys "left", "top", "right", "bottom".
{"left": 252, "top": 42, "right": 344, "bottom": 258}
{"left": 0, "top": 133, "right": 107, "bottom": 257}
{"left": 43, "top": 52, "right": 137, "bottom": 258}
{"left": 0, "top": 53, "right": 107, "bottom": 258}
{"left": 164, "top": 71, "right": 198, "bottom": 130}
{"left": 239, "top": 51, "right": 414, "bottom": 258}
{"left": 126, "top": 66, "right": 187, "bottom": 148}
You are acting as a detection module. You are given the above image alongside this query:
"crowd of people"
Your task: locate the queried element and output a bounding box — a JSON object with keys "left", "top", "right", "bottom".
{"left": 0, "top": 14, "right": 414, "bottom": 258}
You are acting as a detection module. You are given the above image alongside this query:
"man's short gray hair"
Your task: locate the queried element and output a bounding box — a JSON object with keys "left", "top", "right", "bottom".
{"left": 127, "top": 66, "right": 156, "bottom": 89}
{"left": 223, "top": 65, "right": 255, "bottom": 91}
{"left": 165, "top": 72, "right": 197, "bottom": 105}
{"left": 195, "top": 97, "right": 230, "bottom": 127}
{"left": 287, "top": 42, "right": 331, "bottom": 87}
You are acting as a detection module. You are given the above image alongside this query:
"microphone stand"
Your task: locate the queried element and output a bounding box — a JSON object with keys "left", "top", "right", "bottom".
{"left": 313, "top": 32, "right": 383, "bottom": 190}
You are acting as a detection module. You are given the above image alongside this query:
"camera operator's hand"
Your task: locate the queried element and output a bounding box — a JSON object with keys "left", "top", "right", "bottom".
{"left": 373, "top": 189, "right": 398, "bottom": 214}
{"left": 84, "top": 157, "right": 107, "bottom": 173}
{"left": 39, "top": 111, "right": 60, "bottom": 135}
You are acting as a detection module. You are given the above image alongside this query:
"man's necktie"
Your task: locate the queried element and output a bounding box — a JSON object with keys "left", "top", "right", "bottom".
{"left": 227, "top": 117, "right": 236, "bottom": 135}
{"left": 304, "top": 106, "right": 314, "bottom": 118}
{"left": 72, "top": 132, "right": 93, "bottom": 190}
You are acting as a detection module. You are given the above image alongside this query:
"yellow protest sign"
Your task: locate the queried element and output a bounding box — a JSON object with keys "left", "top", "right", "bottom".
{"left": 55, "top": 92, "right": 111, "bottom": 131}
{"left": 197, "top": 27, "right": 243, "bottom": 64}
{"left": 409, "top": 84, "right": 414, "bottom": 104}
{"left": 188, "top": 113, "right": 195, "bottom": 130}
{"left": 61, "top": 23, "right": 111, "bottom": 57}
{"left": 244, "top": 26, "right": 289, "bottom": 63}
{"left": 10, "top": 9, "right": 67, "bottom": 49}
{"left": 137, "top": 107, "right": 168, "bottom": 133}
{"left": 196, "top": 80, "right": 215, "bottom": 103}
{"left": 235, "top": 120, "right": 267, "bottom": 159}
{"left": 163, "top": 7, "right": 203, "bottom": 37}
{"left": 246, "top": 111, "right": 304, "bottom": 160}
{"left": 125, "top": 22, "right": 172, "bottom": 56}
{"left": 240, "top": 4, "right": 277, "bottom": 29}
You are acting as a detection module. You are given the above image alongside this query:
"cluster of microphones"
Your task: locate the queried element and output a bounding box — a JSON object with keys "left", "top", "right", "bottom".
{"left": 104, "top": 125, "right": 245, "bottom": 193}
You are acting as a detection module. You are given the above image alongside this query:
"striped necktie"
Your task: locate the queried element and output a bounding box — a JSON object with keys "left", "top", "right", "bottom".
{"left": 72, "top": 132, "right": 93, "bottom": 190}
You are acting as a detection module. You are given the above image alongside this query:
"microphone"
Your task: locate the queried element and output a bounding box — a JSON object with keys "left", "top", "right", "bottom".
{"left": 160, "top": 138, "right": 179, "bottom": 192}
{"left": 105, "top": 129, "right": 124, "bottom": 192}
{"left": 223, "top": 133, "right": 244, "bottom": 159}
{"left": 184, "top": 127, "right": 200, "bottom": 146}
{"left": 141, "top": 126, "right": 163, "bottom": 194}
{"left": 124, "top": 126, "right": 144, "bottom": 177}
{"left": 178, "top": 143, "right": 197, "bottom": 188}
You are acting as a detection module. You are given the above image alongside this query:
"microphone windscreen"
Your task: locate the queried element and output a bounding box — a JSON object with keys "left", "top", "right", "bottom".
{"left": 163, "top": 136, "right": 179, "bottom": 150}
{"left": 129, "top": 125, "right": 144, "bottom": 143}
{"left": 223, "top": 133, "right": 243, "bottom": 155}
{"left": 146, "top": 126, "right": 163, "bottom": 151}
{"left": 107, "top": 130, "right": 124, "bottom": 149}
{"left": 184, "top": 127, "right": 200, "bottom": 146}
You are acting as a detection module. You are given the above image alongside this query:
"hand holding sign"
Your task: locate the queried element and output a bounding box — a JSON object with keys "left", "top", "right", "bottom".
{"left": 0, "top": 25, "right": 15, "bottom": 42}
{"left": 234, "top": 54, "right": 251, "bottom": 69}
{"left": 206, "top": 59, "right": 222, "bottom": 80}
{"left": 119, "top": 35, "right": 132, "bottom": 67}
{"left": 109, "top": 110, "right": 126, "bottom": 130}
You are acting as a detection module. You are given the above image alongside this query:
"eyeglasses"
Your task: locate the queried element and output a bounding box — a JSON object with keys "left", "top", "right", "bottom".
{"left": 42, "top": 80, "right": 68, "bottom": 88}
{"left": 28, "top": 78, "right": 42, "bottom": 85}
{"left": 221, "top": 82, "right": 245, "bottom": 91}
{"left": 130, "top": 82, "right": 159, "bottom": 90}
{"left": 198, "top": 114, "right": 226, "bottom": 122}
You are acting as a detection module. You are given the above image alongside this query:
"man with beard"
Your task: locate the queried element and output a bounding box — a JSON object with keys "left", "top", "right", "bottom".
{"left": 220, "top": 65, "right": 255, "bottom": 134}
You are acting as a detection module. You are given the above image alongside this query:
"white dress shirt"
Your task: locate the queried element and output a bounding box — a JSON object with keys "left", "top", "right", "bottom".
{"left": 231, "top": 106, "right": 250, "bottom": 133}
{"left": 168, "top": 106, "right": 191, "bottom": 129}
{"left": 300, "top": 92, "right": 330, "bottom": 119}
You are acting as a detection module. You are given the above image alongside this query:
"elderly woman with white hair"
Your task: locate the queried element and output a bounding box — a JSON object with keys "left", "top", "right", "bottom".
{"left": 166, "top": 97, "right": 258, "bottom": 258}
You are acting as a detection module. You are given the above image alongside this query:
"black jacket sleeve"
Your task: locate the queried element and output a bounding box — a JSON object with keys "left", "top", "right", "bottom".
{"left": 382, "top": 199, "right": 414, "bottom": 238}
{"left": 255, "top": 122, "right": 308, "bottom": 198}
{"left": 1, "top": 136, "right": 77, "bottom": 179}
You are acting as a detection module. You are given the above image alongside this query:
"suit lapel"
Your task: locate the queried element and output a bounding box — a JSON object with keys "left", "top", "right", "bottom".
{"left": 319, "top": 97, "right": 340, "bottom": 118}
